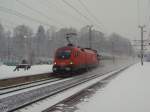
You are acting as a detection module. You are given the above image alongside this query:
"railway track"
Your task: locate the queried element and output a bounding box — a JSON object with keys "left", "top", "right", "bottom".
{"left": 0, "top": 77, "right": 73, "bottom": 99}
{"left": 43, "top": 65, "right": 131, "bottom": 112}
{"left": 0, "top": 78, "right": 61, "bottom": 95}
{"left": 0, "top": 62, "right": 133, "bottom": 112}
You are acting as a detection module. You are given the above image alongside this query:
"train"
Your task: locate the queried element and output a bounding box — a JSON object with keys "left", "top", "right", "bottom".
{"left": 52, "top": 43, "right": 100, "bottom": 73}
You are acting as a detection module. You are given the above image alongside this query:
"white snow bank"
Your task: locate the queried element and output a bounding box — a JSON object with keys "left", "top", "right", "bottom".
{"left": 76, "top": 62, "right": 150, "bottom": 112}
{"left": 0, "top": 64, "right": 53, "bottom": 80}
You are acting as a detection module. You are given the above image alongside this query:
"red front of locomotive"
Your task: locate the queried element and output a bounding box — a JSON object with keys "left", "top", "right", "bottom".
{"left": 53, "top": 46, "right": 76, "bottom": 72}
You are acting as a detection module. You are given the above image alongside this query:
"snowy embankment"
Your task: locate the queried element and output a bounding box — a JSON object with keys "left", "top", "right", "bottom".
{"left": 0, "top": 64, "right": 53, "bottom": 80}
{"left": 76, "top": 62, "right": 150, "bottom": 112}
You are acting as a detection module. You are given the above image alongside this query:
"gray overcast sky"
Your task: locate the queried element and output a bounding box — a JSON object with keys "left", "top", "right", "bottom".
{"left": 0, "top": 0, "right": 149, "bottom": 39}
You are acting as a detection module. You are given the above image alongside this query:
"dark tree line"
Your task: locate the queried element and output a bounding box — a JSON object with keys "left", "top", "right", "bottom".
{"left": 0, "top": 23, "right": 134, "bottom": 64}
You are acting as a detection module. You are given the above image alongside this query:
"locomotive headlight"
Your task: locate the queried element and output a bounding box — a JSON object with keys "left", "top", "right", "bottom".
{"left": 70, "top": 61, "right": 73, "bottom": 64}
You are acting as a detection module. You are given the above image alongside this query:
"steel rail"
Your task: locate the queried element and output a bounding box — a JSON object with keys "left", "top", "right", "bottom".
{"left": 0, "top": 78, "right": 61, "bottom": 95}
{"left": 0, "top": 78, "right": 51, "bottom": 90}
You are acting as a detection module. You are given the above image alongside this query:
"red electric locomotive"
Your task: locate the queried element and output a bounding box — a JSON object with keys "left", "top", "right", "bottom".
{"left": 52, "top": 34, "right": 100, "bottom": 73}
{"left": 52, "top": 44, "right": 100, "bottom": 73}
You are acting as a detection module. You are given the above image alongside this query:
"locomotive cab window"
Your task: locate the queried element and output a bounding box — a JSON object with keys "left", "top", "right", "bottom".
{"left": 56, "top": 50, "right": 71, "bottom": 59}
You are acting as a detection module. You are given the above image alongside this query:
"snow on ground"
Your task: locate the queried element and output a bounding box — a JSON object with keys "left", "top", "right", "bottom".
{"left": 0, "top": 64, "right": 53, "bottom": 80}
{"left": 76, "top": 62, "right": 150, "bottom": 112}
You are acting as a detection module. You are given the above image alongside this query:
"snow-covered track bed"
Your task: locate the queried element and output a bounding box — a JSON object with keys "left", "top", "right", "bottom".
{"left": 0, "top": 63, "right": 133, "bottom": 112}
{"left": 43, "top": 65, "right": 131, "bottom": 112}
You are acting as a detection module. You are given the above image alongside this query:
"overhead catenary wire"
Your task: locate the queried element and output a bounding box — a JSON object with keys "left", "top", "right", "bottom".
{"left": 43, "top": 0, "right": 87, "bottom": 26}
{"left": 77, "top": 0, "right": 106, "bottom": 30}
{"left": 16, "top": 0, "right": 64, "bottom": 27}
{"left": 61, "top": 0, "right": 93, "bottom": 24}
{"left": 1, "top": 0, "right": 107, "bottom": 32}
{"left": 0, "top": 5, "right": 53, "bottom": 28}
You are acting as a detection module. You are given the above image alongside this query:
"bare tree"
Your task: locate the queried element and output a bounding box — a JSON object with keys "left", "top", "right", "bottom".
{"left": 13, "top": 25, "right": 33, "bottom": 62}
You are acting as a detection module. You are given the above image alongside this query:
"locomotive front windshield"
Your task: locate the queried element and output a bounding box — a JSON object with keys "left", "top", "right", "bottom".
{"left": 56, "top": 50, "right": 71, "bottom": 59}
